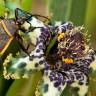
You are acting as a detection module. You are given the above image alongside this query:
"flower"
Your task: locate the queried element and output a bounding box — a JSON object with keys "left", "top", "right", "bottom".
{"left": 3, "top": 16, "right": 96, "bottom": 96}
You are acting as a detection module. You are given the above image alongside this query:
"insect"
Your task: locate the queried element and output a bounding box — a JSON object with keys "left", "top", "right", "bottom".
{"left": 3, "top": 8, "right": 96, "bottom": 96}
{"left": 0, "top": 8, "right": 50, "bottom": 57}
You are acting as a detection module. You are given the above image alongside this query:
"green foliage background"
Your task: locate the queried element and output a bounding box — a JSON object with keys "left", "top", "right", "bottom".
{"left": 0, "top": 0, "right": 96, "bottom": 96}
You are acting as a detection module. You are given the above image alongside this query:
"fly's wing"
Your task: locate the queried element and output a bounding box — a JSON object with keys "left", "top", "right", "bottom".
{"left": 0, "top": 22, "right": 10, "bottom": 56}
{"left": 0, "top": 19, "right": 18, "bottom": 56}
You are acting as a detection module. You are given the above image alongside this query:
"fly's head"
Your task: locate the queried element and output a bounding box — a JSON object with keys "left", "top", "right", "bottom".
{"left": 15, "top": 8, "right": 45, "bottom": 33}
{"left": 15, "top": 8, "right": 33, "bottom": 32}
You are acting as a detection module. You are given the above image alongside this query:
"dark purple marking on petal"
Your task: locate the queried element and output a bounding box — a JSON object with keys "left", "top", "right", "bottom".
{"left": 18, "top": 62, "right": 26, "bottom": 68}
{"left": 61, "top": 26, "right": 66, "bottom": 32}
{"left": 39, "top": 60, "right": 45, "bottom": 65}
{"left": 58, "top": 87, "right": 61, "bottom": 91}
{"left": 29, "top": 55, "right": 34, "bottom": 60}
{"left": 39, "top": 35, "right": 45, "bottom": 41}
{"left": 66, "top": 23, "right": 73, "bottom": 30}
{"left": 36, "top": 49, "right": 40, "bottom": 53}
{"left": 54, "top": 81, "right": 61, "bottom": 88}
{"left": 78, "top": 82, "right": 84, "bottom": 85}
{"left": 44, "top": 65, "right": 49, "bottom": 70}
{"left": 41, "top": 32, "right": 47, "bottom": 38}
{"left": 43, "top": 84, "right": 49, "bottom": 93}
{"left": 75, "top": 73, "right": 82, "bottom": 80}
{"left": 49, "top": 76, "right": 54, "bottom": 81}
{"left": 35, "top": 63, "right": 39, "bottom": 67}
{"left": 39, "top": 45, "right": 45, "bottom": 50}
{"left": 41, "top": 27, "right": 46, "bottom": 32}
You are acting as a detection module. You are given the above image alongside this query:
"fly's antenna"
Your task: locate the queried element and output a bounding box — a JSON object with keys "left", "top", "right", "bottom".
{"left": 32, "top": 14, "right": 50, "bottom": 22}
{"left": 26, "top": 27, "right": 44, "bottom": 33}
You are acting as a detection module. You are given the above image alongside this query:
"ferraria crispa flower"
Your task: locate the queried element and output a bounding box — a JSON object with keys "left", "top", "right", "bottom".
{"left": 3, "top": 9, "right": 96, "bottom": 96}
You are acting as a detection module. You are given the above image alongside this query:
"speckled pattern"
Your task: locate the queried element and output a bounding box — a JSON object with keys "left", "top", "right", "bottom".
{"left": 3, "top": 10, "right": 96, "bottom": 96}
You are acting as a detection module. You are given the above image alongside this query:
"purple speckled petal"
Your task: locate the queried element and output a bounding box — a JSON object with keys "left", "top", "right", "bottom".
{"left": 35, "top": 69, "right": 67, "bottom": 96}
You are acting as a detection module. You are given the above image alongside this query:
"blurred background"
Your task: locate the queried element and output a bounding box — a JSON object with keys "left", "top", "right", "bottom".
{"left": 0, "top": 0, "right": 96, "bottom": 96}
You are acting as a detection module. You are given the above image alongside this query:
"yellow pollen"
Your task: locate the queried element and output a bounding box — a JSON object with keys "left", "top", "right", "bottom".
{"left": 62, "top": 57, "right": 73, "bottom": 64}
{"left": 57, "top": 33, "right": 65, "bottom": 41}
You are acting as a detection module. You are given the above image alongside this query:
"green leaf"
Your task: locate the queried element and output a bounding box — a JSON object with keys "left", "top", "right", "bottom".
{"left": 21, "top": 0, "right": 32, "bottom": 12}
{"left": 61, "top": 85, "right": 72, "bottom": 96}
{"left": 85, "top": 0, "right": 96, "bottom": 95}
{"left": 0, "top": 77, "right": 13, "bottom": 96}
{"left": 69, "top": 0, "right": 88, "bottom": 25}
{"left": 46, "top": 35, "right": 57, "bottom": 56}
{"left": 0, "top": 0, "right": 6, "bottom": 17}
{"left": 85, "top": 0, "right": 96, "bottom": 48}
{"left": 3, "top": 0, "right": 32, "bottom": 17}
{"left": 6, "top": 71, "right": 42, "bottom": 96}
{"left": 47, "top": 0, "right": 88, "bottom": 25}
{"left": 88, "top": 72, "right": 96, "bottom": 96}
{"left": 47, "top": 0, "right": 73, "bottom": 21}
{"left": 0, "top": 54, "right": 12, "bottom": 96}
